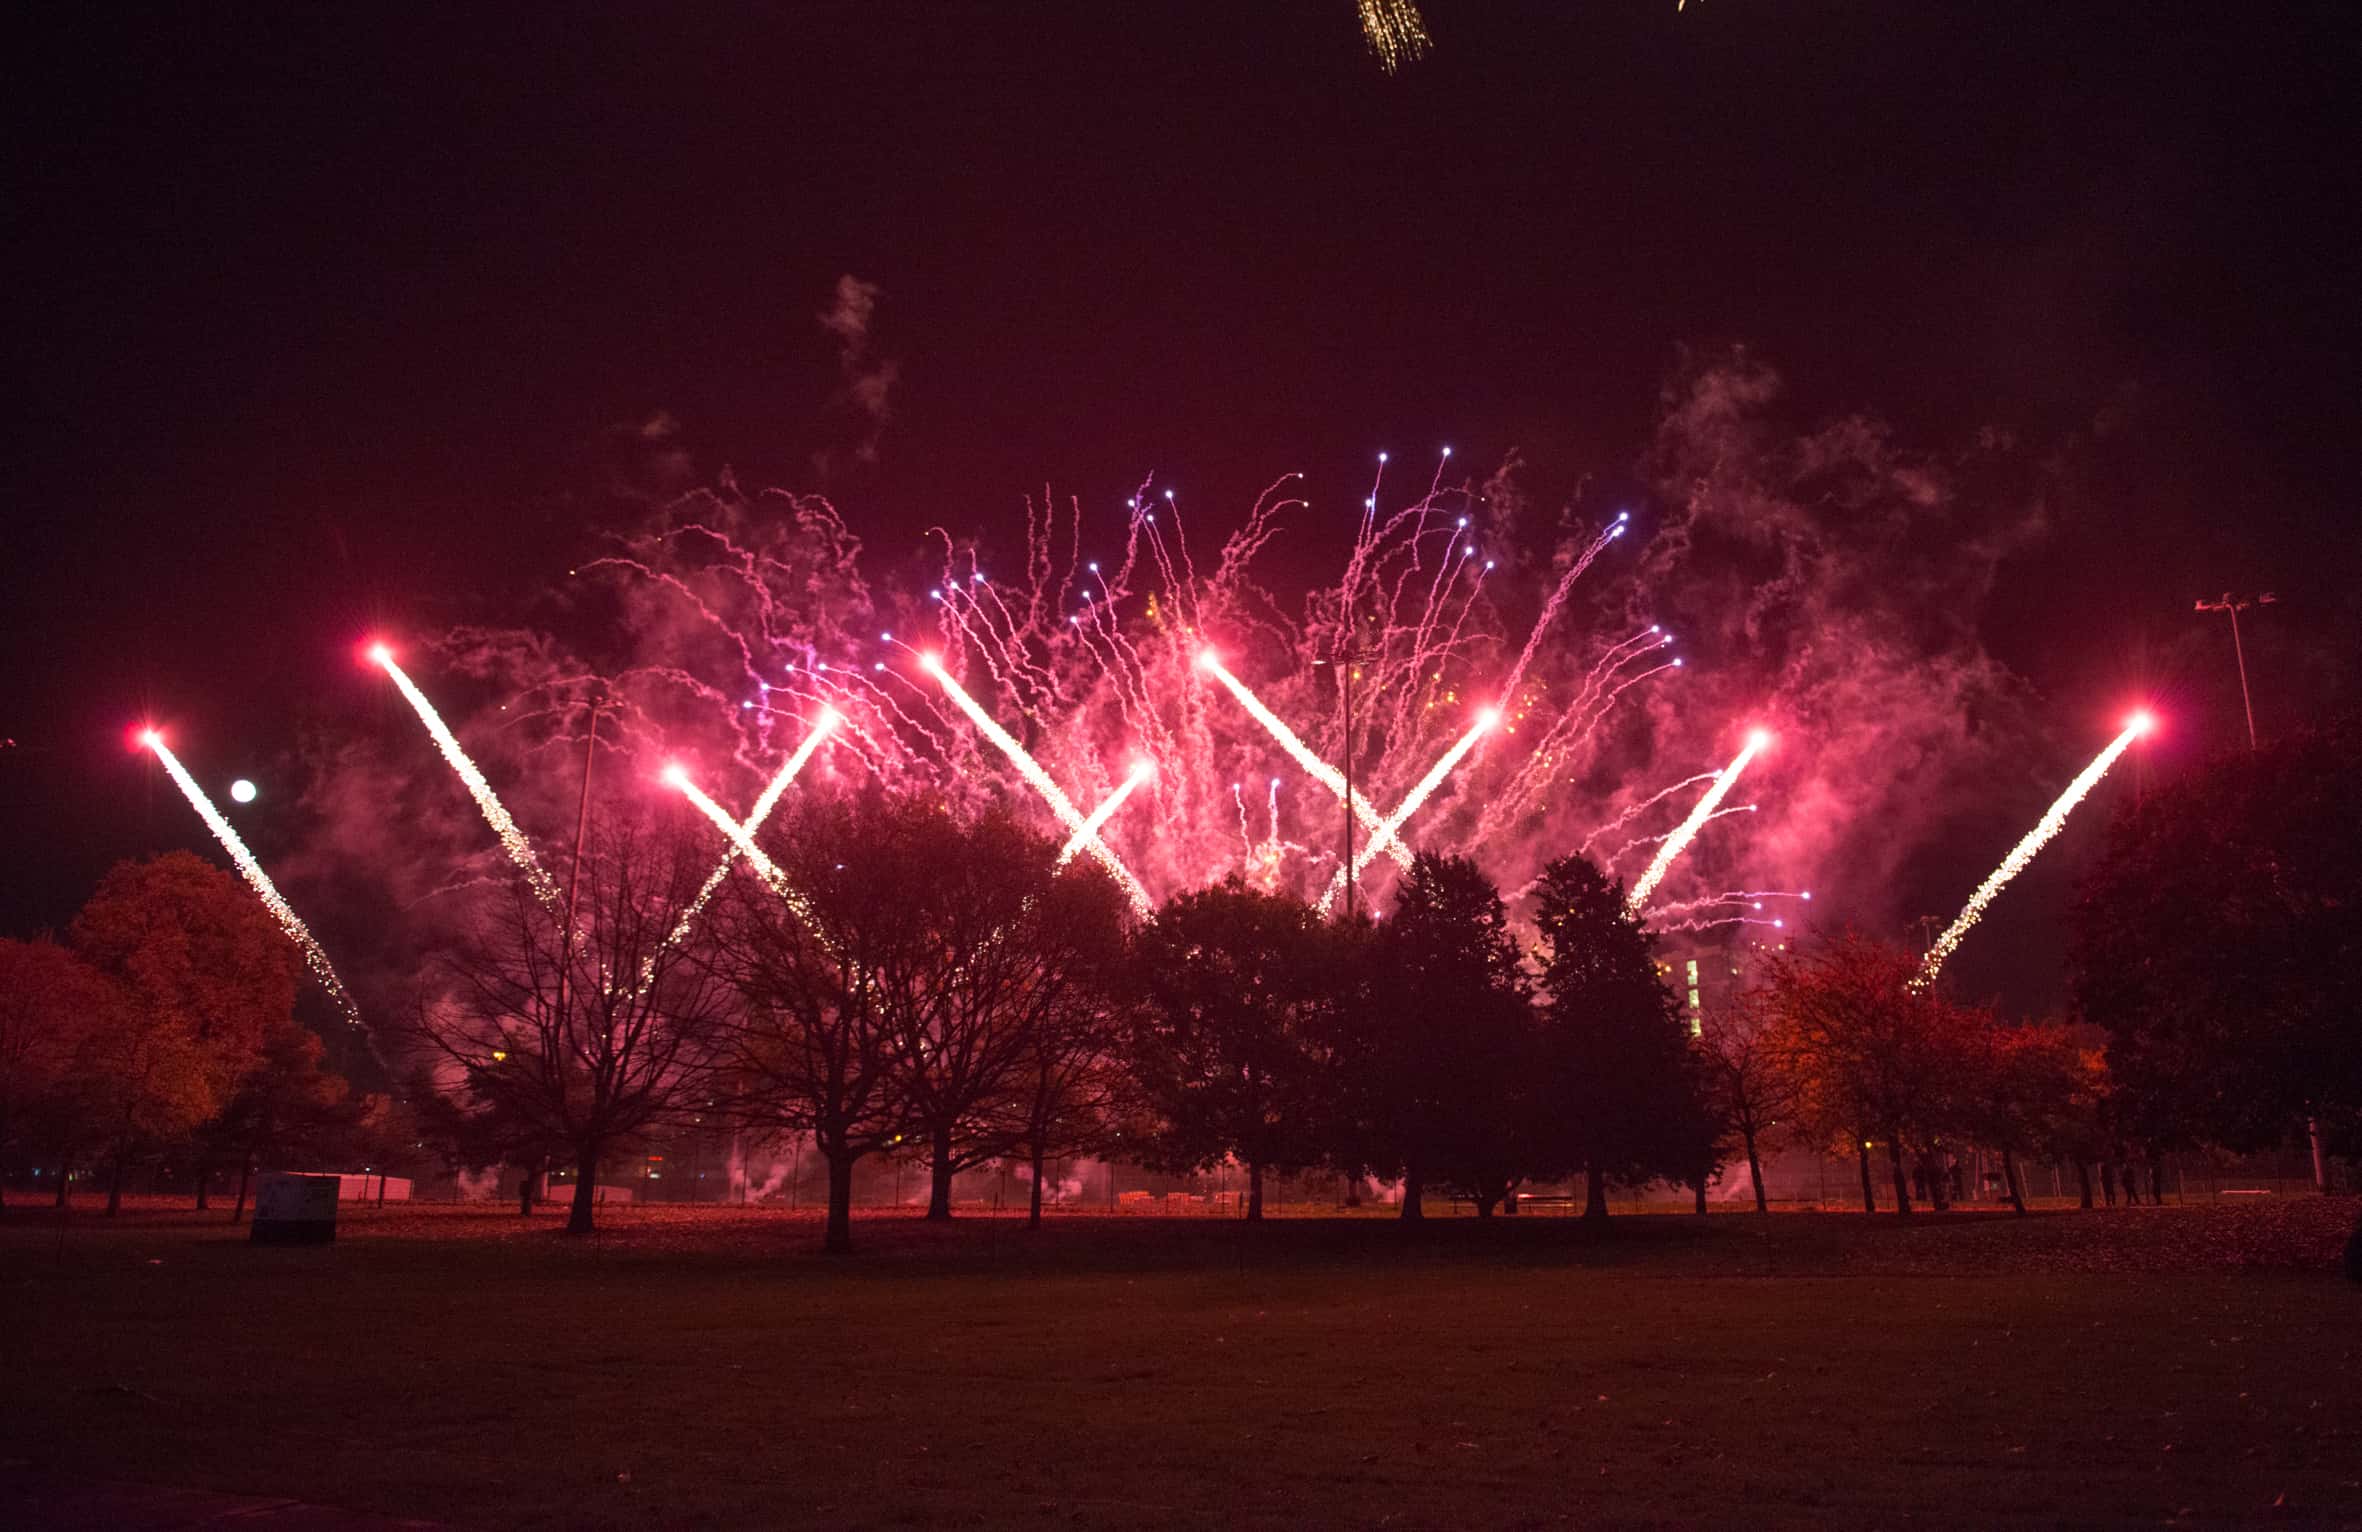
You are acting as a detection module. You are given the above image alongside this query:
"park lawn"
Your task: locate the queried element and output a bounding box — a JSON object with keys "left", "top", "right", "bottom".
{"left": 2, "top": 1202, "right": 2358, "bottom": 1529}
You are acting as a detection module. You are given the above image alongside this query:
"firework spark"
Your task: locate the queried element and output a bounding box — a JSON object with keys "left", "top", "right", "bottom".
{"left": 142, "top": 731, "right": 366, "bottom": 1031}
{"left": 1916, "top": 713, "right": 2152, "bottom": 987}
{"left": 1316, "top": 705, "right": 1498, "bottom": 914}
{"left": 373, "top": 646, "right": 561, "bottom": 911}
{"left": 1628, "top": 728, "right": 1771, "bottom": 912}
{"left": 1357, "top": 0, "right": 1431, "bottom": 74}
{"left": 920, "top": 652, "right": 1153, "bottom": 913}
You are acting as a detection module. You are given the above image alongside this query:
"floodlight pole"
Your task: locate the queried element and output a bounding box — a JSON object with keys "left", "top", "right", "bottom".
{"left": 2196, "top": 593, "right": 2322, "bottom": 1193}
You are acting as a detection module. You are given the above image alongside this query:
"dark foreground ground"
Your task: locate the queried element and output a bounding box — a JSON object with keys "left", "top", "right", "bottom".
{"left": 3, "top": 1198, "right": 2358, "bottom": 1530}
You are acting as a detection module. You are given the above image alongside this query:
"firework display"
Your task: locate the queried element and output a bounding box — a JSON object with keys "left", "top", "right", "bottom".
{"left": 140, "top": 731, "right": 366, "bottom": 1030}
{"left": 1915, "top": 714, "right": 2153, "bottom": 987}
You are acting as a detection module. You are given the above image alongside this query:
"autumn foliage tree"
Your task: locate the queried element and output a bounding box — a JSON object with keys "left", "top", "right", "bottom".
{"left": 1694, "top": 987, "right": 1803, "bottom": 1214}
{"left": 69, "top": 853, "right": 293, "bottom": 1213}
{"left": 0, "top": 937, "right": 121, "bottom": 1208}
{"left": 1759, "top": 931, "right": 1984, "bottom": 1217}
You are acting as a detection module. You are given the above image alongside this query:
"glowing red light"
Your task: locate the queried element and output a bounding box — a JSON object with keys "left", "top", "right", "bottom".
{"left": 660, "top": 761, "right": 690, "bottom": 788}
{"left": 365, "top": 641, "right": 394, "bottom": 667}
{"left": 1746, "top": 727, "right": 1773, "bottom": 750}
{"left": 2127, "top": 709, "right": 2157, "bottom": 736}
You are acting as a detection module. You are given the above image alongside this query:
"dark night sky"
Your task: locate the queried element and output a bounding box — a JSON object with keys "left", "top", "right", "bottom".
{"left": 6, "top": 2, "right": 2359, "bottom": 1004}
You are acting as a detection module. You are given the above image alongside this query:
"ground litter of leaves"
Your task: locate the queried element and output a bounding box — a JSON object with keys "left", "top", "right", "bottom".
{"left": 5, "top": 1197, "right": 2359, "bottom": 1530}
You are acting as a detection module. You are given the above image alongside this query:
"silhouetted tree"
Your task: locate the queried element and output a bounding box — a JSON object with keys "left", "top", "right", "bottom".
{"left": 1130, "top": 879, "right": 1342, "bottom": 1220}
{"left": 1528, "top": 854, "right": 1703, "bottom": 1221}
{"left": 874, "top": 806, "right": 1133, "bottom": 1221}
{"left": 1337, "top": 854, "right": 1541, "bottom": 1219}
{"left": 2071, "top": 720, "right": 2361, "bottom": 1166}
{"left": 414, "top": 812, "right": 733, "bottom": 1235}
{"left": 205, "top": 1021, "right": 363, "bottom": 1221}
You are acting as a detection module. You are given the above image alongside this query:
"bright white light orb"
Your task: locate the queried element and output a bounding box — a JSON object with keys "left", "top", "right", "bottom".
{"left": 229, "top": 779, "right": 258, "bottom": 804}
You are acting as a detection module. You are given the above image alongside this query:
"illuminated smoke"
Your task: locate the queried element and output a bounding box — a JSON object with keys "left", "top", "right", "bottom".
{"left": 1357, "top": 0, "right": 1432, "bottom": 74}
{"left": 1628, "top": 728, "right": 1770, "bottom": 912}
{"left": 1196, "top": 650, "right": 1412, "bottom": 873}
{"left": 1916, "top": 714, "right": 2152, "bottom": 987}
{"left": 1060, "top": 758, "right": 1154, "bottom": 867}
{"left": 920, "top": 652, "right": 1153, "bottom": 913}
{"left": 1316, "top": 705, "right": 1498, "bottom": 915}
{"left": 373, "top": 647, "right": 561, "bottom": 911}
{"left": 142, "top": 731, "right": 366, "bottom": 1032}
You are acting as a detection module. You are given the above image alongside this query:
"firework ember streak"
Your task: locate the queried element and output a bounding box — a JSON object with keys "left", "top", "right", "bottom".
{"left": 1628, "top": 728, "right": 1771, "bottom": 912}
{"left": 1915, "top": 713, "right": 2151, "bottom": 988}
{"left": 142, "top": 731, "right": 366, "bottom": 1031}
{"left": 373, "top": 646, "right": 562, "bottom": 911}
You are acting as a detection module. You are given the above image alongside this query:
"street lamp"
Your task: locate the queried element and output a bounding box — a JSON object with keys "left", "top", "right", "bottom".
{"left": 1310, "top": 642, "right": 1373, "bottom": 920}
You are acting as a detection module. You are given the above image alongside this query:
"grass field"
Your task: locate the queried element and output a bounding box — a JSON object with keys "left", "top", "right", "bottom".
{"left": 4, "top": 1197, "right": 2358, "bottom": 1529}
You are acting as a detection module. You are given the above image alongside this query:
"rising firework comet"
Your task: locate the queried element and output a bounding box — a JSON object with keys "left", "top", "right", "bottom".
{"left": 663, "top": 707, "right": 840, "bottom": 955}
{"left": 372, "top": 645, "right": 562, "bottom": 911}
{"left": 1916, "top": 713, "right": 2152, "bottom": 988}
{"left": 663, "top": 763, "right": 824, "bottom": 932}
{"left": 1061, "top": 758, "right": 1154, "bottom": 867}
{"left": 1627, "top": 728, "right": 1771, "bottom": 912}
{"left": 1196, "top": 649, "right": 1412, "bottom": 873}
{"left": 1317, "top": 705, "right": 1498, "bottom": 914}
{"left": 141, "top": 730, "right": 366, "bottom": 1031}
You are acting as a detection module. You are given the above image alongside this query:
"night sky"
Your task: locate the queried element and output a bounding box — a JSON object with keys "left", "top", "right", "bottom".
{"left": 8, "top": 3, "right": 2358, "bottom": 1007}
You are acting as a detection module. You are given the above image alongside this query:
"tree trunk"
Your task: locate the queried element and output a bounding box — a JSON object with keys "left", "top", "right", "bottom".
{"left": 1885, "top": 1135, "right": 1912, "bottom": 1217}
{"left": 1474, "top": 1191, "right": 1497, "bottom": 1219}
{"left": 2075, "top": 1160, "right": 2094, "bottom": 1209}
{"left": 1246, "top": 1161, "right": 1264, "bottom": 1222}
{"left": 2099, "top": 1161, "right": 2117, "bottom": 1206}
{"left": 925, "top": 1122, "right": 955, "bottom": 1221}
{"left": 519, "top": 1157, "right": 542, "bottom": 1218}
{"left": 232, "top": 1154, "right": 254, "bottom": 1223}
{"left": 1928, "top": 1154, "right": 1951, "bottom": 1212}
{"left": 194, "top": 1159, "right": 211, "bottom": 1211}
{"left": 1693, "top": 1177, "right": 1709, "bottom": 1216}
{"left": 1856, "top": 1141, "right": 1877, "bottom": 1213}
{"left": 824, "top": 1151, "right": 855, "bottom": 1254}
{"left": 565, "top": 1147, "right": 599, "bottom": 1235}
{"left": 1027, "top": 1144, "right": 1045, "bottom": 1231}
{"left": 55, "top": 1159, "right": 71, "bottom": 1208}
{"left": 2000, "top": 1147, "right": 2027, "bottom": 1216}
{"left": 1400, "top": 1164, "right": 1424, "bottom": 1221}
{"left": 1583, "top": 1165, "right": 1609, "bottom": 1223}
{"left": 1744, "top": 1130, "right": 1768, "bottom": 1214}
{"left": 105, "top": 1147, "right": 128, "bottom": 1216}
{"left": 2149, "top": 1152, "right": 2167, "bottom": 1206}
{"left": 1503, "top": 1179, "right": 1520, "bottom": 1216}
